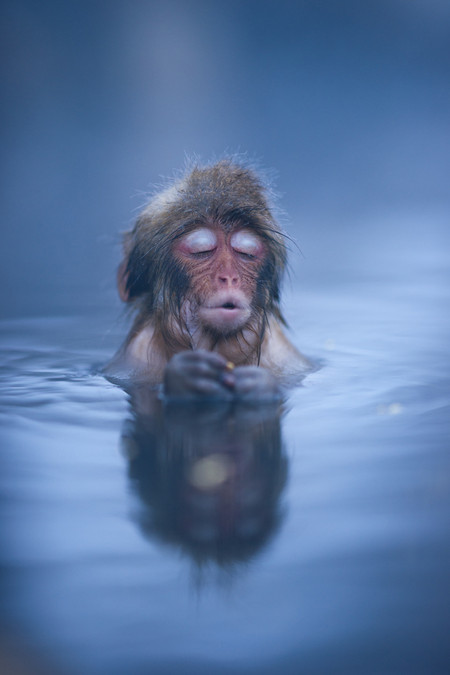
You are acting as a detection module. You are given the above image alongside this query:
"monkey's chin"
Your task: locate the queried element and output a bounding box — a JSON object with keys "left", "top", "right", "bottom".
{"left": 198, "top": 306, "right": 251, "bottom": 335}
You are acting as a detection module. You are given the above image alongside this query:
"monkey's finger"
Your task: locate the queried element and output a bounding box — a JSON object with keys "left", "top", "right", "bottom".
{"left": 233, "top": 377, "right": 259, "bottom": 394}
{"left": 233, "top": 367, "right": 261, "bottom": 385}
{"left": 181, "top": 358, "right": 235, "bottom": 389}
{"left": 219, "top": 370, "right": 235, "bottom": 389}
{"left": 188, "top": 358, "right": 233, "bottom": 381}
{"left": 193, "top": 350, "right": 230, "bottom": 370}
{"left": 189, "top": 377, "right": 234, "bottom": 398}
{"left": 183, "top": 362, "right": 227, "bottom": 382}
{"left": 233, "top": 368, "right": 281, "bottom": 399}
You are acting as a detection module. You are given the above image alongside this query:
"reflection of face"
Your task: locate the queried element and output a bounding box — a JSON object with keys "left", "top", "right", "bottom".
{"left": 126, "top": 400, "right": 287, "bottom": 566}
{"left": 183, "top": 446, "right": 267, "bottom": 543}
{"left": 173, "top": 227, "right": 266, "bottom": 335}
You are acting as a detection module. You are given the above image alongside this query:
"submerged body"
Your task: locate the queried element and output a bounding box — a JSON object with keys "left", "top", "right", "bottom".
{"left": 105, "top": 160, "right": 310, "bottom": 399}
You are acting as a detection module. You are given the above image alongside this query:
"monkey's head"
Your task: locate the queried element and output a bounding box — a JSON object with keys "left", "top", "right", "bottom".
{"left": 118, "top": 160, "right": 288, "bottom": 354}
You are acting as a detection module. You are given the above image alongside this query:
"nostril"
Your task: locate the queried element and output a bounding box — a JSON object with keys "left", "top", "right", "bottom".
{"left": 219, "top": 274, "right": 238, "bottom": 280}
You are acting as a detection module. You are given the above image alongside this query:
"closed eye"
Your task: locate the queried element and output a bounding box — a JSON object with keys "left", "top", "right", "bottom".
{"left": 192, "top": 249, "right": 216, "bottom": 258}
{"left": 237, "top": 251, "right": 256, "bottom": 260}
{"left": 179, "top": 227, "right": 218, "bottom": 255}
{"left": 230, "top": 229, "right": 264, "bottom": 259}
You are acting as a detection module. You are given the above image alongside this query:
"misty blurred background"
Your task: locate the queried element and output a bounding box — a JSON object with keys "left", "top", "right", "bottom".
{"left": 1, "top": 4, "right": 450, "bottom": 673}
{"left": 1, "top": 0, "right": 449, "bottom": 319}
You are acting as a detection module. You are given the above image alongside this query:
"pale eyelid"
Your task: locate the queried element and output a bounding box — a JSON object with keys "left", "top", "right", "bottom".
{"left": 230, "top": 230, "right": 263, "bottom": 256}
{"left": 182, "top": 228, "right": 218, "bottom": 253}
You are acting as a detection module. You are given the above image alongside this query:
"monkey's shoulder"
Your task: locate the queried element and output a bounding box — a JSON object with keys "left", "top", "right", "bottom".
{"left": 105, "top": 322, "right": 165, "bottom": 385}
{"left": 260, "top": 318, "right": 311, "bottom": 380}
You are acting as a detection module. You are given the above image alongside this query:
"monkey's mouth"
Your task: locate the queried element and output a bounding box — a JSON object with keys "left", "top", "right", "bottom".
{"left": 199, "top": 297, "right": 251, "bottom": 332}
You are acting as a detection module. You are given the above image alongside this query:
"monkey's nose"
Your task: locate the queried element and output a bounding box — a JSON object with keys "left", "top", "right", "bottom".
{"left": 218, "top": 274, "right": 239, "bottom": 286}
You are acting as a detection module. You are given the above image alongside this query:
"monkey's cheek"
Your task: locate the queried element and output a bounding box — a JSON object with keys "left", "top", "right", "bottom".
{"left": 198, "top": 307, "right": 251, "bottom": 333}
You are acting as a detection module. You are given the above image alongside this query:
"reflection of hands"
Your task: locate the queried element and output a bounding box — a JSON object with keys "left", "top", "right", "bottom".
{"left": 164, "top": 350, "right": 233, "bottom": 400}
{"left": 163, "top": 350, "right": 281, "bottom": 402}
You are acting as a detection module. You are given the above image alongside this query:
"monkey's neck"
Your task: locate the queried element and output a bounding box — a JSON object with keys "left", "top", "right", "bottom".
{"left": 151, "top": 318, "right": 263, "bottom": 366}
{"left": 191, "top": 330, "right": 262, "bottom": 366}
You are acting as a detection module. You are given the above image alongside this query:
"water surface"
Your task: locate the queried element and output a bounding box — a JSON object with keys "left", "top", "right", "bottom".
{"left": 1, "top": 240, "right": 449, "bottom": 675}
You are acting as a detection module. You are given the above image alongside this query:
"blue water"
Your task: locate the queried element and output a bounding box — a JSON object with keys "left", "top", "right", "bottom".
{"left": 1, "top": 226, "right": 449, "bottom": 674}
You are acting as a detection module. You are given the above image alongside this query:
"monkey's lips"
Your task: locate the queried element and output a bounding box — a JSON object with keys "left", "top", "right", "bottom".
{"left": 199, "top": 298, "right": 251, "bottom": 332}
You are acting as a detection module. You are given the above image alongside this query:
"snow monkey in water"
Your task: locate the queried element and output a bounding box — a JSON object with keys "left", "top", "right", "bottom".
{"left": 106, "top": 159, "right": 310, "bottom": 400}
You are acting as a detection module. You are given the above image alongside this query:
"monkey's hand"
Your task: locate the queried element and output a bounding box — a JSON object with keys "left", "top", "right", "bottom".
{"left": 163, "top": 350, "right": 234, "bottom": 400}
{"left": 233, "top": 365, "right": 282, "bottom": 402}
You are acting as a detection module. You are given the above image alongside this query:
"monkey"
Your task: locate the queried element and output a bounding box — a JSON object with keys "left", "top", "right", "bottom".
{"left": 105, "top": 159, "right": 310, "bottom": 400}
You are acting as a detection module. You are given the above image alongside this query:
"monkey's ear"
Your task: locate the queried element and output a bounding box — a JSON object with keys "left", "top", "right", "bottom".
{"left": 117, "top": 260, "right": 131, "bottom": 302}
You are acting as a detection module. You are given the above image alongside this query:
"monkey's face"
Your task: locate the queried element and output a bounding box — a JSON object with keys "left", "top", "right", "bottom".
{"left": 173, "top": 226, "right": 267, "bottom": 337}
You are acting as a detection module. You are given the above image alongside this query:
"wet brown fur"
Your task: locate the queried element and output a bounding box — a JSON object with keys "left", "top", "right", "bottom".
{"left": 120, "top": 160, "right": 288, "bottom": 362}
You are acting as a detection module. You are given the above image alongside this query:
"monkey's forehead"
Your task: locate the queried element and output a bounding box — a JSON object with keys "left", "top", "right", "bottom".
{"left": 134, "top": 162, "right": 288, "bottom": 257}
{"left": 142, "top": 193, "right": 284, "bottom": 238}
{"left": 144, "top": 162, "right": 274, "bottom": 220}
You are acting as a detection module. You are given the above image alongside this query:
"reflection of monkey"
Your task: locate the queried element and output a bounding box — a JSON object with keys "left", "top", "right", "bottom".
{"left": 122, "top": 395, "right": 287, "bottom": 567}
{"left": 106, "top": 160, "right": 310, "bottom": 399}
